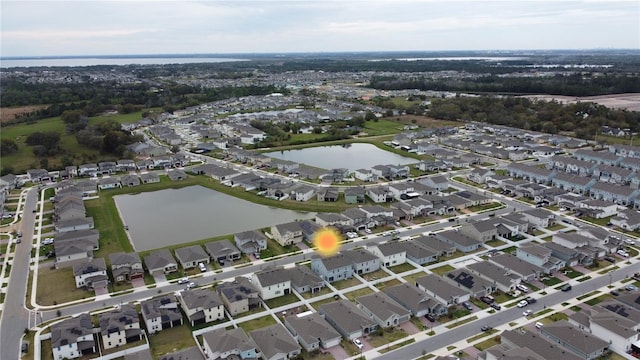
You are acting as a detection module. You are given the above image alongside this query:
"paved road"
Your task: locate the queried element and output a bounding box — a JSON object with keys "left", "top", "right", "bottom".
{"left": 375, "top": 261, "right": 640, "bottom": 360}
{"left": 0, "top": 188, "right": 38, "bottom": 360}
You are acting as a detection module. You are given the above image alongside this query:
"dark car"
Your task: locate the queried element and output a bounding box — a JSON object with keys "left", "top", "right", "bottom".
{"left": 610, "top": 290, "right": 620, "bottom": 296}
{"left": 525, "top": 297, "right": 537, "bottom": 304}
{"left": 481, "top": 325, "right": 492, "bottom": 332}
{"left": 561, "top": 284, "right": 572, "bottom": 292}
{"left": 480, "top": 296, "right": 494, "bottom": 304}
{"left": 425, "top": 313, "right": 436, "bottom": 322}
{"left": 463, "top": 302, "right": 473, "bottom": 311}
{"left": 490, "top": 303, "right": 501, "bottom": 310}
{"left": 604, "top": 256, "right": 616, "bottom": 263}
{"left": 218, "top": 258, "right": 225, "bottom": 266}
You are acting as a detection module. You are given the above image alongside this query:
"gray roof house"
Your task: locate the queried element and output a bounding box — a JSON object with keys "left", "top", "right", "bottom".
{"left": 367, "top": 241, "right": 407, "bottom": 267}
{"left": 415, "top": 274, "right": 470, "bottom": 307}
{"left": 384, "top": 283, "right": 444, "bottom": 317}
{"left": 251, "top": 267, "right": 291, "bottom": 300}
{"left": 140, "top": 295, "right": 183, "bottom": 334}
{"left": 488, "top": 253, "right": 543, "bottom": 282}
{"left": 98, "top": 304, "right": 142, "bottom": 350}
{"left": 413, "top": 235, "right": 456, "bottom": 257}
{"left": 344, "top": 248, "right": 381, "bottom": 275}
{"left": 216, "top": 277, "right": 261, "bottom": 316}
{"left": 311, "top": 253, "right": 354, "bottom": 282}
{"left": 285, "top": 266, "right": 324, "bottom": 294}
{"left": 435, "top": 230, "right": 483, "bottom": 253}
{"left": 174, "top": 245, "right": 210, "bottom": 270}
{"left": 318, "top": 300, "right": 378, "bottom": 340}
{"left": 498, "top": 329, "right": 583, "bottom": 360}
{"left": 139, "top": 172, "right": 160, "bottom": 184}
{"left": 73, "top": 258, "right": 109, "bottom": 291}
{"left": 284, "top": 311, "right": 342, "bottom": 352}
{"left": 249, "top": 323, "right": 301, "bottom": 360}
{"left": 540, "top": 320, "right": 609, "bottom": 360}
{"left": 202, "top": 327, "right": 259, "bottom": 360}
{"left": 51, "top": 313, "right": 96, "bottom": 360}
{"left": 445, "top": 269, "right": 495, "bottom": 298}
{"left": 204, "top": 239, "right": 241, "bottom": 262}
{"left": 158, "top": 347, "right": 205, "bottom": 360}
{"left": 399, "top": 240, "right": 439, "bottom": 265}
{"left": 144, "top": 249, "right": 178, "bottom": 275}
{"left": 234, "top": 230, "right": 268, "bottom": 255}
{"left": 108, "top": 252, "right": 144, "bottom": 283}
{"left": 355, "top": 292, "right": 411, "bottom": 328}
{"left": 271, "top": 221, "right": 304, "bottom": 246}
{"left": 466, "top": 261, "right": 520, "bottom": 293}
{"left": 178, "top": 288, "right": 225, "bottom": 326}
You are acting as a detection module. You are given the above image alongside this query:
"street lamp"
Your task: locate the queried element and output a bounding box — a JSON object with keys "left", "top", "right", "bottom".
{"left": 609, "top": 273, "right": 612, "bottom": 286}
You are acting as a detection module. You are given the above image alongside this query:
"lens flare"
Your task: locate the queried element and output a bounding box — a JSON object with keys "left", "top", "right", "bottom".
{"left": 312, "top": 227, "right": 342, "bottom": 257}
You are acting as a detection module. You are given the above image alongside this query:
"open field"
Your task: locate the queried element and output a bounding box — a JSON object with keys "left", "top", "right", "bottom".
{"left": 0, "top": 105, "right": 49, "bottom": 122}
{"left": 520, "top": 93, "right": 640, "bottom": 112}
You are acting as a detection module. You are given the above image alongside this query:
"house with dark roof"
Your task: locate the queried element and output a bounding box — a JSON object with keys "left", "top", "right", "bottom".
{"left": 140, "top": 295, "right": 183, "bottom": 334}
{"left": 489, "top": 253, "right": 543, "bottom": 282}
{"left": 285, "top": 266, "right": 324, "bottom": 294}
{"left": 318, "top": 300, "right": 378, "bottom": 340}
{"left": 216, "top": 277, "right": 261, "bottom": 316}
{"left": 399, "top": 241, "right": 439, "bottom": 265}
{"left": 435, "top": 230, "right": 483, "bottom": 253}
{"left": 252, "top": 267, "right": 291, "bottom": 300}
{"left": 178, "top": 288, "right": 224, "bottom": 326}
{"left": 167, "top": 169, "right": 188, "bottom": 181}
{"left": 412, "top": 235, "right": 456, "bottom": 258}
{"left": 234, "top": 230, "right": 268, "bottom": 256}
{"left": 139, "top": 172, "right": 160, "bottom": 184}
{"left": 202, "top": 327, "right": 259, "bottom": 360}
{"left": 459, "top": 220, "right": 498, "bottom": 243}
{"left": 466, "top": 261, "right": 520, "bottom": 293}
{"left": 158, "top": 347, "right": 205, "bottom": 360}
{"left": 355, "top": 292, "right": 411, "bottom": 328}
{"left": 540, "top": 320, "right": 609, "bottom": 360}
{"left": 51, "top": 313, "right": 96, "bottom": 360}
{"left": 445, "top": 269, "right": 494, "bottom": 298}
{"left": 204, "top": 239, "right": 241, "bottom": 263}
{"left": 174, "top": 245, "right": 210, "bottom": 270}
{"left": 497, "top": 329, "right": 583, "bottom": 360}
{"left": 367, "top": 241, "right": 407, "bottom": 267}
{"left": 98, "top": 304, "right": 142, "bottom": 350}
{"left": 109, "top": 252, "right": 144, "bottom": 283}
{"left": 271, "top": 221, "right": 304, "bottom": 246}
{"left": 516, "top": 243, "right": 564, "bottom": 273}
{"left": 311, "top": 253, "right": 353, "bottom": 282}
{"left": 249, "top": 324, "right": 301, "bottom": 360}
{"left": 143, "top": 249, "right": 178, "bottom": 275}
{"left": 73, "top": 258, "right": 108, "bottom": 291}
{"left": 415, "top": 274, "right": 470, "bottom": 307}
{"left": 344, "top": 248, "right": 381, "bottom": 275}
{"left": 284, "top": 312, "right": 342, "bottom": 351}
{"left": 590, "top": 182, "right": 639, "bottom": 206}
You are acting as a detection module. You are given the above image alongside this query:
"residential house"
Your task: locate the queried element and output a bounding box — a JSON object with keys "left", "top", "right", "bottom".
{"left": 540, "top": 320, "right": 609, "bottom": 360}
{"left": 445, "top": 269, "right": 494, "bottom": 298}
{"left": 366, "top": 241, "right": 407, "bottom": 267}
{"left": 98, "top": 304, "right": 142, "bottom": 350}
{"left": 98, "top": 162, "right": 117, "bottom": 174}
{"left": 353, "top": 168, "right": 378, "bottom": 182}
{"left": 144, "top": 249, "right": 178, "bottom": 275}
{"left": 366, "top": 186, "right": 391, "bottom": 203}
{"left": 588, "top": 311, "right": 639, "bottom": 355}
{"left": 344, "top": 186, "right": 366, "bottom": 204}
{"left": 204, "top": 239, "right": 241, "bottom": 263}
{"left": 202, "top": 327, "right": 259, "bottom": 360}
{"left": 355, "top": 292, "right": 411, "bottom": 328}
{"left": 489, "top": 253, "right": 543, "bottom": 282}
{"left": 234, "top": 230, "right": 268, "bottom": 256}
{"left": 520, "top": 208, "right": 555, "bottom": 229}
{"left": 139, "top": 172, "right": 160, "bottom": 184}
{"left": 317, "top": 187, "right": 339, "bottom": 202}
{"left": 574, "top": 149, "right": 622, "bottom": 166}
{"left": 167, "top": 169, "right": 188, "bottom": 181}
{"left": 590, "top": 182, "right": 639, "bottom": 206}
{"left": 51, "top": 313, "right": 96, "bottom": 360}
{"left": 54, "top": 234, "right": 100, "bottom": 267}
{"left": 78, "top": 163, "right": 99, "bottom": 177}
{"left": 120, "top": 175, "right": 141, "bottom": 188}
{"left": 413, "top": 235, "right": 456, "bottom": 258}
{"left": 249, "top": 324, "right": 301, "bottom": 360}
{"left": 345, "top": 248, "right": 381, "bottom": 275}
{"left": 435, "top": 230, "right": 483, "bottom": 253}
{"left": 98, "top": 177, "right": 121, "bottom": 190}
{"left": 56, "top": 217, "right": 94, "bottom": 233}
{"left": 384, "top": 283, "right": 444, "bottom": 317}
{"left": 399, "top": 241, "right": 439, "bottom": 265}
{"left": 507, "top": 162, "right": 556, "bottom": 184}
{"left": 311, "top": 253, "right": 353, "bottom": 282}
{"left": 252, "top": 267, "right": 291, "bottom": 300}
{"left": 216, "top": 277, "right": 261, "bottom": 316}
{"left": 318, "top": 300, "right": 378, "bottom": 340}
{"left": 284, "top": 312, "right": 342, "bottom": 352}
{"left": 174, "top": 245, "right": 210, "bottom": 270}
{"left": 467, "top": 169, "right": 495, "bottom": 184}
{"left": 315, "top": 213, "right": 351, "bottom": 228}
{"left": 140, "top": 295, "right": 183, "bottom": 334}
{"left": 459, "top": 221, "right": 498, "bottom": 243}
{"left": 285, "top": 266, "right": 324, "bottom": 294}
{"left": 551, "top": 173, "right": 597, "bottom": 195}
{"left": 415, "top": 274, "right": 470, "bottom": 307}
{"left": 109, "top": 252, "right": 144, "bottom": 283}
{"left": 271, "top": 221, "right": 304, "bottom": 246}
{"left": 419, "top": 175, "right": 449, "bottom": 191}
{"left": 290, "top": 184, "right": 316, "bottom": 202}
{"left": 517, "top": 243, "right": 564, "bottom": 273}
{"left": 178, "top": 288, "right": 225, "bottom": 326}
{"left": 610, "top": 209, "right": 640, "bottom": 231}
{"left": 497, "top": 329, "right": 584, "bottom": 360}
{"left": 466, "top": 261, "right": 519, "bottom": 293}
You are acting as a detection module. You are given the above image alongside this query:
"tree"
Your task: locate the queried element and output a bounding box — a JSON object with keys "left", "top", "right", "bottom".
{"left": 365, "top": 110, "right": 376, "bottom": 121}
{"left": 1, "top": 165, "right": 14, "bottom": 176}
{"left": 171, "top": 145, "right": 180, "bottom": 153}
{"left": 0, "top": 138, "right": 18, "bottom": 155}
{"left": 40, "top": 158, "right": 49, "bottom": 169}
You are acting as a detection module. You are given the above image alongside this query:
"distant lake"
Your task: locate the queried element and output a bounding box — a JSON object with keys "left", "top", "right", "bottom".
{"left": 264, "top": 143, "right": 418, "bottom": 171}
{"left": 114, "top": 186, "right": 314, "bottom": 251}
{"left": 0, "top": 57, "right": 248, "bottom": 68}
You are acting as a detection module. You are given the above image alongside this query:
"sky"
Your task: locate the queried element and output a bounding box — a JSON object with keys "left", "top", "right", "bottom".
{"left": 1, "top": 0, "right": 639, "bottom": 57}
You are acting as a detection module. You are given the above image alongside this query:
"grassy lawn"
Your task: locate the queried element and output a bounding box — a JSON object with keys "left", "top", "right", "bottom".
{"left": 540, "top": 276, "right": 562, "bottom": 286}
{"left": 585, "top": 294, "right": 613, "bottom": 306}
{"left": 387, "top": 263, "right": 416, "bottom": 274}
{"left": 474, "top": 336, "right": 501, "bottom": 351}
{"left": 446, "top": 315, "right": 478, "bottom": 329}
{"left": 582, "top": 216, "right": 613, "bottom": 227}
{"left": 333, "top": 277, "right": 362, "bottom": 290}
{"left": 36, "top": 266, "right": 93, "bottom": 305}
{"left": 362, "top": 269, "right": 391, "bottom": 281}
{"left": 466, "top": 202, "right": 503, "bottom": 212}
{"left": 260, "top": 238, "right": 300, "bottom": 259}
{"left": 576, "top": 275, "right": 592, "bottom": 282}
{"left": 545, "top": 312, "right": 569, "bottom": 322}
{"left": 237, "top": 315, "right": 278, "bottom": 333}
{"left": 148, "top": 324, "right": 195, "bottom": 359}
{"left": 367, "top": 327, "right": 409, "bottom": 347}
{"left": 375, "top": 279, "right": 402, "bottom": 291}
{"left": 310, "top": 297, "right": 340, "bottom": 310}
{"left": 467, "top": 329, "right": 498, "bottom": 343}
{"left": 403, "top": 271, "right": 428, "bottom": 284}
{"left": 344, "top": 287, "right": 375, "bottom": 301}
{"left": 299, "top": 349, "right": 336, "bottom": 360}
{"left": 264, "top": 292, "right": 300, "bottom": 309}
{"left": 377, "top": 338, "right": 416, "bottom": 353}
{"left": 301, "top": 286, "right": 333, "bottom": 299}
{"left": 485, "top": 239, "right": 506, "bottom": 247}
{"left": 430, "top": 264, "right": 455, "bottom": 276}
{"left": 577, "top": 290, "right": 601, "bottom": 301}
{"left": 501, "top": 246, "right": 517, "bottom": 254}
{"left": 546, "top": 223, "right": 566, "bottom": 231}
{"left": 562, "top": 268, "right": 584, "bottom": 279}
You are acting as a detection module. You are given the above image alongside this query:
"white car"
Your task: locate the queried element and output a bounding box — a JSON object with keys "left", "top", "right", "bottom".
{"left": 198, "top": 262, "right": 207, "bottom": 272}
{"left": 364, "top": 228, "right": 372, "bottom": 234}
{"left": 42, "top": 237, "right": 54, "bottom": 245}
{"left": 517, "top": 300, "right": 528, "bottom": 308}
{"left": 177, "top": 277, "right": 189, "bottom": 284}
{"left": 625, "top": 239, "right": 636, "bottom": 245}
{"left": 617, "top": 250, "right": 629, "bottom": 257}
{"left": 516, "top": 284, "right": 529, "bottom": 293}
{"left": 352, "top": 338, "right": 364, "bottom": 350}
{"left": 523, "top": 309, "right": 533, "bottom": 317}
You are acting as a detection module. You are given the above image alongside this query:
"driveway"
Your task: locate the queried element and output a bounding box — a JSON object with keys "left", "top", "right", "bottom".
{"left": 324, "top": 344, "right": 350, "bottom": 360}
{"left": 398, "top": 320, "right": 421, "bottom": 335}
{"left": 131, "top": 277, "right": 146, "bottom": 288}
{"left": 152, "top": 273, "right": 167, "bottom": 284}
{"left": 94, "top": 285, "right": 109, "bottom": 296}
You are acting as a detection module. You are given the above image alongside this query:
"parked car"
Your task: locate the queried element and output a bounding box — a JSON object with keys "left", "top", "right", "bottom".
{"left": 177, "top": 277, "right": 189, "bottom": 284}
{"left": 490, "top": 303, "right": 502, "bottom": 310}
{"left": 480, "top": 296, "right": 494, "bottom": 304}
{"left": 535, "top": 322, "right": 543, "bottom": 329}
{"left": 604, "top": 256, "right": 616, "bottom": 263}
{"left": 517, "top": 300, "right": 528, "bottom": 308}
{"left": 617, "top": 249, "right": 629, "bottom": 257}
{"left": 561, "top": 284, "right": 572, "bottom": 292}
{"left": 625, "top": 239, "right": 636, "bottom": 245}
{"left": 625, "top": 284, "right": 638, "bottom": 291}
{"left": 610, "top": 290, "right": 620, "bottom": 296}
{"left": 218, "top": 258, "right": 225, "bottom": 266}
{"left": 522, "top": 310, "right": 532, "bottom": 317}
{"left": 516, "top": 284, "right": 529, "bottom": 293}
{"left": 353, "top": 338, "right": 364, "bottom": 350}
{"left": 425, "top": 313, "right": 436, "bottom": 322}
{"left": 481, "top": 325, "right": 492, "bottom": 331}
{"left": 525, "top": 297, "right": 537, "bottom": 304}
{"left": 42, "top": 237, "right": 54, "bottom": 245}
{"left": 462, "top": 302, "right": 473, "bottom": 311}
{"left": 198, "top": 262, "right": 207, "bottom": 272}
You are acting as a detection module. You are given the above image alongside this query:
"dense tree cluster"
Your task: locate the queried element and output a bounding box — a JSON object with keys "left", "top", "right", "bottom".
{"left": 25, "top": 131, "right": 62, "bottom": 156}
{"left": 427, "top": 96, "right": 640, "bottom": 139}
{"left": 0, "top": 138, "right": 18, "bottom": 156}
{"left": 75, "top": 120, "right": 142, "bottom": 157}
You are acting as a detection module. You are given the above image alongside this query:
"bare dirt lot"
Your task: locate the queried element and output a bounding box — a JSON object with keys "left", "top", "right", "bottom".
{"left": 0, "top": 105, "right": 49, "bottom": 122}
{"left": 521, "top": 93, "right": 640, "bottom": 112}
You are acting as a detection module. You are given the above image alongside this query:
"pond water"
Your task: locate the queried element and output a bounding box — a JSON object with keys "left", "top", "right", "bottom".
{"left": 264, "top": 143, "right": 417, "bottom": 171}
{"left": 114, "top": 185, "right": 314, "bottom": 251}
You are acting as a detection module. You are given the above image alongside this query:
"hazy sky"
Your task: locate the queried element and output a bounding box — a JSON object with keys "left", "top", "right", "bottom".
{"left": 1, "top": 0, "right": 639, "bottom": 57}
